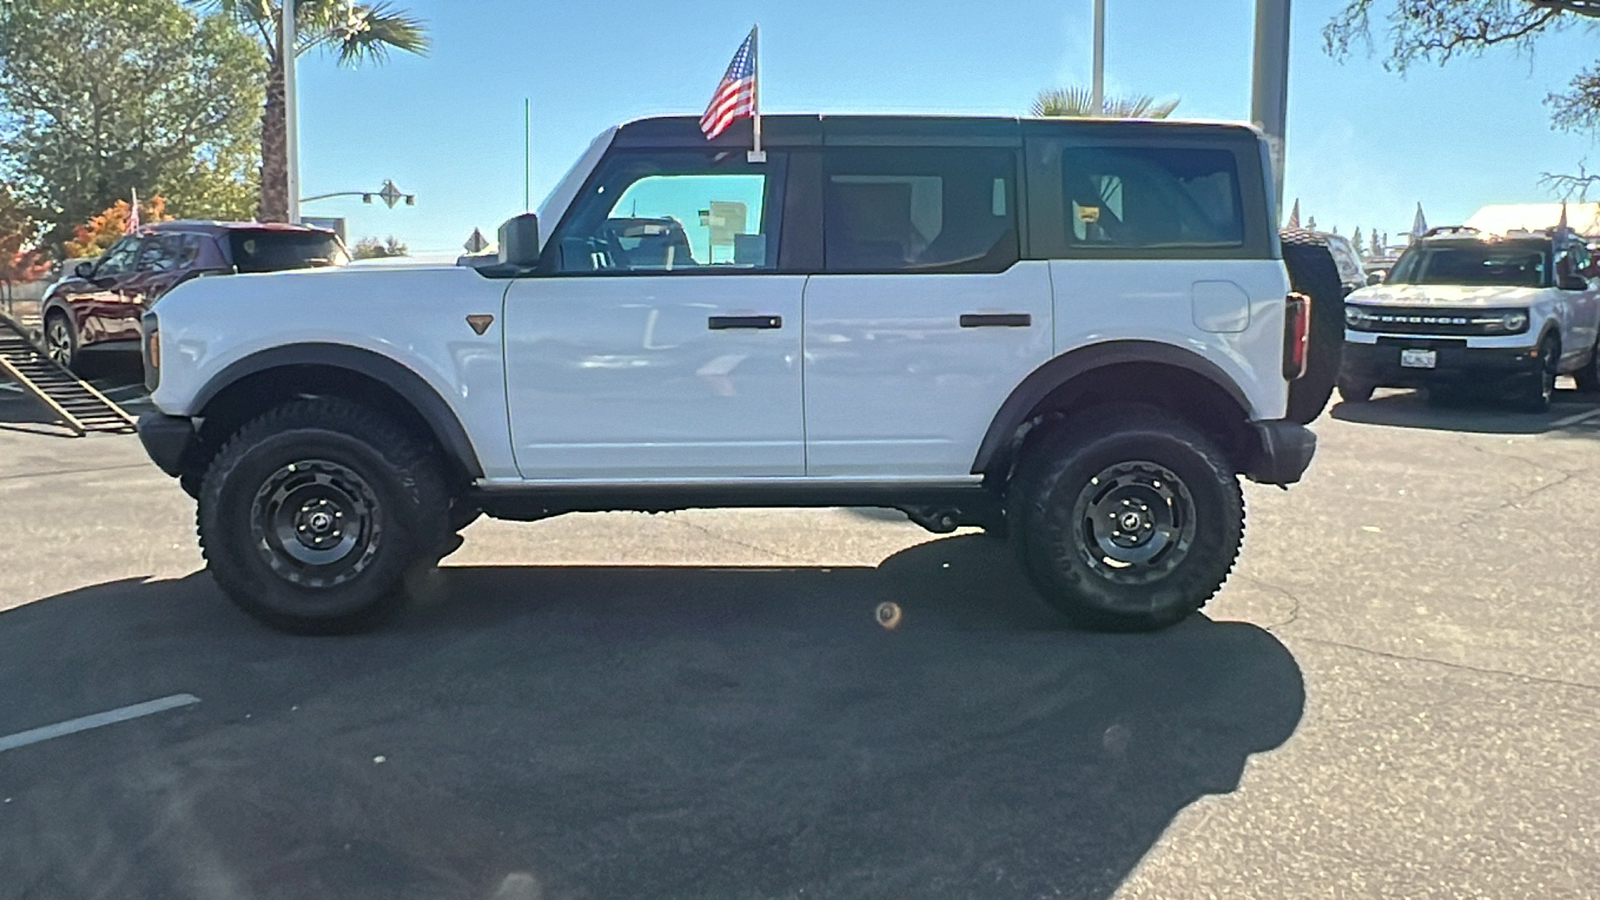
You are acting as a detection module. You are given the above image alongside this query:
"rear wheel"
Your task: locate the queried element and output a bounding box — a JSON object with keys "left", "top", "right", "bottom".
{"left": 197, "top": 397, "right": 449, "bottom": 633}
{"left": 1006, "top": 407, "right": 1244, "bottom": 632}
{"left": 1574, "top": 341, "right": 1600, "bottom": 393}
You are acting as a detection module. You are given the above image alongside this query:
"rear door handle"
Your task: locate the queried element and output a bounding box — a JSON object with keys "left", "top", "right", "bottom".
{"left": 960, "top": 313, "right": 1031, "bottom": 328}
{"left": 708, "top": 315, "right": 783, "bottom": 330}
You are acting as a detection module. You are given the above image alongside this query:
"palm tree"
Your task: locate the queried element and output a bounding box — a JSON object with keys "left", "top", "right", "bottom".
{"left": 1032, "top": 87, "right": 1179, "bottom": 119}
{"left": 192, "top": 1, "right": 429, "bottom": 222}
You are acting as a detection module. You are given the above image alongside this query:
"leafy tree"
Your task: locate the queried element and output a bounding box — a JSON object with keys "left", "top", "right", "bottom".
{"left": 351, "top": 235, "right": 408, "bottom": 259}
{"left": 63, "top": 197, "right": 172, "bottom": 259}
{"left": 192, "top": 1, "right": 429, "bottom": 222}
{"left": 0, "top": 0, "right": 264, "bottom": 251}
{"left": 1325, "top": 1, "right": 1600, "bottom": 194}
{"left": 1033, "top": 87, "right": 1180, "bottom": 118}
{"left": 0, "top": 183, "right": 48, "bottom": 287}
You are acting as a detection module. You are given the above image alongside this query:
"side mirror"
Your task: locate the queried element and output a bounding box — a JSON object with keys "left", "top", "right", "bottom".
{"left": 73, "top": 261, "right": 94, "bottom": 279}
{"left": 498, "top": 213, "right": 541, "bottom": 268}
{"left": 1561, "top": 274, "right": 1588, "bottom": 291}
{"left": 1366, "top": 272, "right": 1383, "bottom": 286}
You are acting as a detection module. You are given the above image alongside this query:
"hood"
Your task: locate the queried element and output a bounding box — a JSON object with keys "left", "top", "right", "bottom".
{"left": 1346, "top": 283, "right": 1548, "bottom": 307}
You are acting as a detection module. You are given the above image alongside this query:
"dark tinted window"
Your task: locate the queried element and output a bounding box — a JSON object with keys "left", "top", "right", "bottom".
{"left": 823, "top": 148, "right": 1018, "bottom": 273}
{"left": 227, "top": 230, "right": 349, "bottom": 273}
{"left": 1060, "top": 146, "right": 1243, "bottom": 249}
{"left": 554, "top": 151, "right": 781, "bottom": 273}
{"left": 1388, "top": 242, "right": 1549, "bottom": 287}
{"left": 94, "top": 237, "right": 142, "bottom": 277}
{"left": 137, "top": 234, "right": 188, "bottom": 272}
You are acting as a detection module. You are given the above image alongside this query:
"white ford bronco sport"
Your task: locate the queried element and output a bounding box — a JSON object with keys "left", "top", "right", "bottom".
{"left": 1339, "top": 226, "right": 1600, "bottom": 411}
{"left": 136, "top": 115, "right": 1319, "bottom": 634}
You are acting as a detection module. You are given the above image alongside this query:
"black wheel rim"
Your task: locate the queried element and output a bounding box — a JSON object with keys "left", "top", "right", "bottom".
{"left": 1541, "top": 342, "right": 1558, "bottom": 404}
{"left": 1071, "top": 460, "right": 1197, "bottom": 586}
{"left": 249, "top": 459, "right": 382, "bottom": 588}
{"left": 45, "top": 320, "right": 72, "bottom": 367}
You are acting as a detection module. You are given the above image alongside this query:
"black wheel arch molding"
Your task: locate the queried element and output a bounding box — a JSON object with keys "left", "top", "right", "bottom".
{"left": 971, "top": 339, "right": 1314, "bottom": 486}
{"left": 186, "top": 343, "right": 485, "bottom": 481}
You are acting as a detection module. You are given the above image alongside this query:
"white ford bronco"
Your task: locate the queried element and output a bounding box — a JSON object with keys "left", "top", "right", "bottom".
{"left": 1339, "top": 226, "right": 1600, "bottom": 410}
{"left": 136, "top": 114, "right": 1319, "bottom": 634}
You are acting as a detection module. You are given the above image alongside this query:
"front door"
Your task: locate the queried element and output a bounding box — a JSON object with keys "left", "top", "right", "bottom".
{"left": 504, "top": 150, "right": 805, "bottom": 480}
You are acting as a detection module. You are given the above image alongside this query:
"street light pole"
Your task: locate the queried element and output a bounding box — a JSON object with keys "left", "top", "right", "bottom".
{"left": 1251, "top": 0, "right": 1291, "bottom": 220}
{"left": 1090, "top": 0, "right": 1105, "bottom": 116}
{"left": 283, "top": 0, "right": 301, "bottom": 224}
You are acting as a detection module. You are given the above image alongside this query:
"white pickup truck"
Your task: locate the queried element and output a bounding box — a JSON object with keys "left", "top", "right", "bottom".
{"left": 136, "top": 114, "right": 1321, "bottom": 634}
{"left": 1340, "top": 226, "right": 1600, "bottom": 410}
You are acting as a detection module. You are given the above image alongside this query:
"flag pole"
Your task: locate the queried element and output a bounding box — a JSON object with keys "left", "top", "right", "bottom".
{"left": 748, "top": 24, "right": 765, "bottom": 163}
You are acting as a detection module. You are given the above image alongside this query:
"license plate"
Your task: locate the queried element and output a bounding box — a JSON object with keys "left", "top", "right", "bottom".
{"left": 1400, "top": 348, "right": 1437, "bottom": 369}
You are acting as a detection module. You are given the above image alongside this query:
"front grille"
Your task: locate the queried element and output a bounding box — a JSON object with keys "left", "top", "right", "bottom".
{"left": 1345, "top": 305, "right": 1529, "bottom": 336}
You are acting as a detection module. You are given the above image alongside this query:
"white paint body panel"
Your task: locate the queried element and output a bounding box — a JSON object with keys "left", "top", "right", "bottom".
{"left": 148, "top": 266, "right": 521, "bottom": 478}
{"left": 503, "top": 275, "right": 806, "bottom": 479}
{"left": 802, "top": 263, "right": 1054, "bottom": 477}
{"left": 1049, "top": 259, "right": 1292, "bottom": 420}
{"left": 1345, "top": 283, "right": 1600, "bottom": 371}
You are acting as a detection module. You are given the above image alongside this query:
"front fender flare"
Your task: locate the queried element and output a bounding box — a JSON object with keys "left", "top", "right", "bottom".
{"left": 191, "top": 343, "right": 484, "bottom": 479}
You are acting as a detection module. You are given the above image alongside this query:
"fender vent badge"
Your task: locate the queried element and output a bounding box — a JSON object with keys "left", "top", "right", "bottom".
{"left": 466, "top": 314, "right": 494, "bottom": 335}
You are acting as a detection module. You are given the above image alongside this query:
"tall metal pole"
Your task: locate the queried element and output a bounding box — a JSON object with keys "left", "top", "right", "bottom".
{"left": 1251, "top": 0, "right": 1291, "bottom": 221}
{"left": 283, "top": 0, "right": 301, "bottom": 224}
{"left": 1090, "top": 0, "right": 1106, "bottom": 116}
{"left": 524, "top": 97, "right": 531, "bottom": 211}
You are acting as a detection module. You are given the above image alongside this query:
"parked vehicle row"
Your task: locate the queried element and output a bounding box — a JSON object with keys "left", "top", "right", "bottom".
{"left": 41, "top": 221, "right": 347, "bottom": 371}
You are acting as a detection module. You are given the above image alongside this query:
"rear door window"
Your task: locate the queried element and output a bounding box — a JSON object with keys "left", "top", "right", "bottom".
{"left": 228, "top": 231, "right": 349, "bottom": 273}
{"left": 1060, "top": 146, "right": 1244, "bottom": 251}
{"left": 822, "top": 147, "right": 1019, "bottom": 273}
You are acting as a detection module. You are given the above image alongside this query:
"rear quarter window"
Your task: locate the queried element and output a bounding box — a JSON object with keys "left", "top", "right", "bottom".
{"left": 228, "top": 231, "right": 350, "bottom": 273}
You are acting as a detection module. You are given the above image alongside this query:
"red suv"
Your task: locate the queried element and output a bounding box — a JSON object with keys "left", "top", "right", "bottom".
{"left": 41, "top": 221, "right": 348, "bottom": 371}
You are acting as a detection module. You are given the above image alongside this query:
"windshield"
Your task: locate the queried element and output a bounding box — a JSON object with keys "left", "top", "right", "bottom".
{"left": 227, "top": 230, "right": 350, "bottom": 273}
{"left": 1386, "top": 241, "right": 1549, "bottom": 287}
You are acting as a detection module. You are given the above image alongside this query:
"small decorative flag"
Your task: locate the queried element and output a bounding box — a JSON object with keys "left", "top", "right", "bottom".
{"left": 700, "top": 27, "right": 758, "bottom": 141}
{"left": 1410, "top": 202, "right": 1428, "bottom": 240}
{"left": 126, "top": 188, "right": 141, "bottom": 234}
{"left": 1286, "top": 198, "right": 1300, "bottom": 230}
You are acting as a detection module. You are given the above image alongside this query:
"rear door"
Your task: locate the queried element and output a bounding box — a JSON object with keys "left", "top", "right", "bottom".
{"left": 800, "top": 143, "right": 1052, "bottom": 477}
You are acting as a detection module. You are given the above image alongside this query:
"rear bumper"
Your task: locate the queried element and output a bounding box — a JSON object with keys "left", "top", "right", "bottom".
{"left": 1244, "top": 419, "right": 1317, "bottom": 486}
{"left": 137, "top": 412, "right": 197, "bottom": 477}
{"left": 1341, "top": 339, "right": 1541, "bottom": 388}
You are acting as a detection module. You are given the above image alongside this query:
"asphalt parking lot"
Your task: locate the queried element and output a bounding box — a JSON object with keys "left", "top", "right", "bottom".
{"left": 2, "top": 365, "right": 1598, "bottom": 899}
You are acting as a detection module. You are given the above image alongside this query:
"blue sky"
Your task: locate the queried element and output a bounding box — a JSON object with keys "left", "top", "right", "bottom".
{"left": 291, "top": 0, "right": 1600, "bottom": 254}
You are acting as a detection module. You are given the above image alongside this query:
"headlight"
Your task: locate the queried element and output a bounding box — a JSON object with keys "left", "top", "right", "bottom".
{"left": 1500, "top": 311, "right": 1528, "bottom": 332}
{"left": 1344, "top": 306, "right": 1369, "bottom": 327}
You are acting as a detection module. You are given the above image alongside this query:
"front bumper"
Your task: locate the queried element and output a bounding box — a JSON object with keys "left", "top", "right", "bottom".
{"left": 1341, "top": 339, "right": 1541, "bottom": 389}
{"left": 1244, "top": 420, "right": 1317, "bottom": 486}
{"left": 137, "top": 412, "right": 197, "bottom": 477}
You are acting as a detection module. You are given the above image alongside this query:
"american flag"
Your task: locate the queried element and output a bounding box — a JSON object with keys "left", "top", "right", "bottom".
{"left": 125, "top": 188, "right": 140, "bottom": 234}
{"left": 700, "top": 28, "right": 757, "bottom": 140}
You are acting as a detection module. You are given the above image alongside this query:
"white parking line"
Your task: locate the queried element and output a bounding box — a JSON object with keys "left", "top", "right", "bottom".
{"left": 1549, "top": 408, "right": 1600, "bottom": 429}
{"left": 0, "top": 693, "right": 200, "bottom": 753}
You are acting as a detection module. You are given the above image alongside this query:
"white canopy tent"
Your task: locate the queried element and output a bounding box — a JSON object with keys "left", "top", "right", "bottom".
{"left": 1464, "top": 203, "right": 1600, "bottom": 238}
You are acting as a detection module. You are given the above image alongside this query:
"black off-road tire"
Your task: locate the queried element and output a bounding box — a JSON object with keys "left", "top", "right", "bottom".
{"left": 1336, "top": 377, "right": 1375, "bottom": 404}
{"left": 1281, "top": 230, "right": 1346, "bottom": 425}
{"left": 1514, "top": 335, "right": 1560, "bottom": 413}
{"left": 197, "top": 397, "right": 450, "bottom": 634}
{"left": 1574, "top": 342, "right": 1600, "bottom": 393}
{"left": 1006, "top": 406, "right": 1244, "bottom": 632}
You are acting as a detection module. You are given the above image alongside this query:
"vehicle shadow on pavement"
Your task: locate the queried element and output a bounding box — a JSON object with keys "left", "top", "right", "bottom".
{"left": 1329, "top": 387, "right": 1600, "bottom": 435}
{"left": 0, "top": 535, "right": 1304, "bottom": 900}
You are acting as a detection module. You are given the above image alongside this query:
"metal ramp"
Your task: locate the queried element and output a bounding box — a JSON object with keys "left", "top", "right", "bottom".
{"left": 0, "top": 319, "right": 137, "bottom": 435}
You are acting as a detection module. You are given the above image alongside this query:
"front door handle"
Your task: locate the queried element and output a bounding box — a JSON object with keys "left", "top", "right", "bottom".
{"left": 960, "top": 313, "right": 1031, "bottom": 328}
{"left": 709, "top": 315, "right": 783, "bottom": 330}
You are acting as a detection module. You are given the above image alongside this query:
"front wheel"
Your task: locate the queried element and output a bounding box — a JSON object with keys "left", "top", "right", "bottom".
{"left": 43, "top": 311, "right": 78, "bottom": 372}
{"left": 197, "top": 397, "right": 449, "bottom": 633}
{"left": 1514, "top": 336, "right": 1559, "bottom": 413}
{"left": 1336, "top": 377, "right": 1375, "bottom": 404}
{"left": 1006, "top": 407, "right": 1244, "bottom": 632}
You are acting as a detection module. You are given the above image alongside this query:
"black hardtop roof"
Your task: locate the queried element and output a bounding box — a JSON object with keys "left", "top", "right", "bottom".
{"left": 612, "top": 114, "right": 1262, "bottom": 150}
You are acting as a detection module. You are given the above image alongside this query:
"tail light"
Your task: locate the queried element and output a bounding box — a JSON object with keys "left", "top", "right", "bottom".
{"left": 1283, "top": 292, "right": 1311, "bottom": 380}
